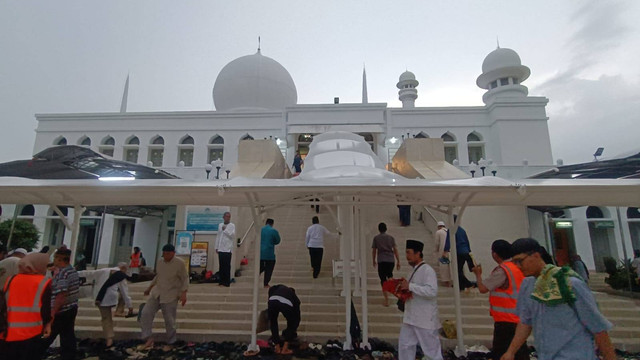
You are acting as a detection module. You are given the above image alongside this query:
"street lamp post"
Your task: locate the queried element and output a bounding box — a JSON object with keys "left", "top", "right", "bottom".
{"left": 225, "top": 169, "right": 231, "bottom": 179}
{"left": 490, "top": 163, "right": 498, "bottom": 176}
{"left": 204, "top": 164, "right": 213, "bottom": 179}
{"left": 469, "top": 162, "right": 479, "bottom": 178}
{"left": 478, "top": 158, "right": 488, "bottom": 176}
{"left": 213, "top": 159, "right": 223, "bottom": 179}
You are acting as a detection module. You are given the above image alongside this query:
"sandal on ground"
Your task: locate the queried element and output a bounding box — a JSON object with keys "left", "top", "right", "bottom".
{"left": 243, "top": 349, "right": 260, "bottom": 357}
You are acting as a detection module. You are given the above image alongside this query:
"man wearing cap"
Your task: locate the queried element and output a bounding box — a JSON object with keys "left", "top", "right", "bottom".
{"left": 0, "top": 247, "right": 27, "bottom": 287}
{"left": 1, "top": 253, "right": 52, "bottom": 360}
{"left": 397, "top": 239, "right": 442, "bottom": 360}
{"left": 215, "top": 211, "right": 236, "bottom": 287}
{"left": 472, "top": 240, "right": 528, "bottom": 360}
{"left": 141, "top": 244, "right": 188, "bottom": 348}
{"left": 435, "top": 222, "right": 451, "bottom": 287}
{"left": 501, "top": 238, "right": 615, "bottom": 360}
{"left": 94, "top": 262, "right": 133, "bottom": 347}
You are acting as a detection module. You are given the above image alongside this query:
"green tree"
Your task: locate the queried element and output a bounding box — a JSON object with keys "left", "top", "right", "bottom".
{"left": 0, "top": 219, "right": 40, "bottom": 252}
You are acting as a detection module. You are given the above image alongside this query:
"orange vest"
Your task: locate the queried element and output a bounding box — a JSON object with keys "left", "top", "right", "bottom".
{"left": 489, "top": 261, "right": 524, "bottom": 323}
{"left": 4, "top": 274, "right": 51, "bottom": 341}
{"left": 130, "top": 252, "right": 141, "bottom": 268}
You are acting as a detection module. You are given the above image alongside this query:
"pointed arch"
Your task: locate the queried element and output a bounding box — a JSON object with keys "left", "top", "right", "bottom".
{"left": 441, "top": 132, "right": 458, "bottom": 164}
{"left": 126, "top": 135, "right": 140, "bottom": 145}
{"left": 180, "top": 135, "right": 194, "bottom": 145}
{"left": 150, "top": 135, "right": 164, "bottom": 145}
{"left": 441, "top": 132, "right": 456, "bottom": 142}
{"left": 467, "top": 131, "right": 483, "bottom": 142}
{"left": 241, "top": 134, "right": 254, "bottom": 141}
{"left": 54, "top": 136, "right": 67, "bottom": 146}
{"left": 78, "top": 136, "right": 91, "bottom": 146}
{"left": 414, "top": 132, "right": 429, "bottom": 139}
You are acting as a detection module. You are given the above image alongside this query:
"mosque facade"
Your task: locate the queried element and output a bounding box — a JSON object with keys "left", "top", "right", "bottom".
{"left": 5, "top": 47, "right": 638, "bottom": 273}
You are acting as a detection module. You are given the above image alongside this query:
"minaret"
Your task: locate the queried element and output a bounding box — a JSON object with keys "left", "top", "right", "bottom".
{"left": 476, "top": 46, "right": 530, "bottom": 104}
{"left": 396, "top": 71, "right": 419, "bottom": 108}
{"left": 120, "top": 74, "right": 129, "bottom": 113}
{"left": 362, "top": 65, "right": 368, "bottom": 104}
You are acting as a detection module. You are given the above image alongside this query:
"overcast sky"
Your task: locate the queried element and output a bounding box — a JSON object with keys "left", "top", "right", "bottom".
{"left": 1, "top": 1, "right": 638, "bottom": 165}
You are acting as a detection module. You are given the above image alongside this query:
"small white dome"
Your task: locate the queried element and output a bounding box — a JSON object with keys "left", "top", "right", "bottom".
{"left": 213, "top": 51, "right": 297, "bottom": 112}
{"left": 399, "top": 71, "right": 416, "bottom": 82}
{"left": 482, "top": 48, "right": 523, "bottom": 73}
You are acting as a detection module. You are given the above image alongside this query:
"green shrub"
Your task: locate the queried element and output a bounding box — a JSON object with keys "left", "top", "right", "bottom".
{"left": 0, "top": 219, "right": 40, "bottom": 252}
{"left": 603, "top": 256, "right": 618, "bottom": 276}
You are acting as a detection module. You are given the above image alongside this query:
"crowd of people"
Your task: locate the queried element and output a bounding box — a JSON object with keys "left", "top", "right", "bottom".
{"left": 0, "top": 209, "right": 628, "bottom": 360}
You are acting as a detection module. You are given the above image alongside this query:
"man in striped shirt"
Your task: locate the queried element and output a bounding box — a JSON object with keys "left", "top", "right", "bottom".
{"left": 43, "top": 247, "right": 80, "bottom": 360}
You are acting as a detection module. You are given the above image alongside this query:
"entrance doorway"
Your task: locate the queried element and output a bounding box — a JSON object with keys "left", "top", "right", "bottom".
{"left": 112, "top": 219, "right": 135, "bottom": 266}
{"left": 551, "top": 222, "right": 575, "bottom": 266}
{"left": 586, "top": 206, "right": 617, "bottom": 272}
{"left": 78, "top": 219, "right": 98, "bottom": 265}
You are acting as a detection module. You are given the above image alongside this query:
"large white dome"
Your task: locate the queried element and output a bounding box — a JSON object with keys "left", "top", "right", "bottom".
{"left": 213, "top": 51, "right": 297, "bottom": 112}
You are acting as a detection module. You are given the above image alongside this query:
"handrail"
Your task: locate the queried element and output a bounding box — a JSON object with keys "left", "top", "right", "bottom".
{"left": 237, "top": 220, "right": 255, "bottom": 247}
{"left": 422, "top": 205, "right": 439, "bottom": 225}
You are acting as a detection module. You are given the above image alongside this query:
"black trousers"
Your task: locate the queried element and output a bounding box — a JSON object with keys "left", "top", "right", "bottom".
{"left": 492, "top": 322, "right": 529, "bottom": 360}
{"left": 377, "top": 261, "right": 395, "bottom": 285}
{"left": 308, "top": 248, "right": 323, "bottom": 278}
{"left": 44, "top": 306, "right": 78, "bottom": 360}
{"left": 457, "top": 253, "right": 475, "bottom": 290}
{"left": 218, "top": 252, "right": 232, "bottom": 286}
{"left": 1, "top": 335, "right": 46, "bottom": 360}
{"left": 268, "top": 300, "right": 300, "bottom": 345}
{"left": 260, "top": 259, "right": 276, "bottom": 287}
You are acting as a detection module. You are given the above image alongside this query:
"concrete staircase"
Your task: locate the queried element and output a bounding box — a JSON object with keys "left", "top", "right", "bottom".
{"left": 75, "top": 205, "right": 640, "bottom": 351}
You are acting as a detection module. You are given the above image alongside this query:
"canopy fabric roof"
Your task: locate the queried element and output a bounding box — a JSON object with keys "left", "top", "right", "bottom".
{"left": 0, "top": 176, "right": 639, "bottom": 208}
{"left": 529, "top": 151, "right": 640, "bottom": 179}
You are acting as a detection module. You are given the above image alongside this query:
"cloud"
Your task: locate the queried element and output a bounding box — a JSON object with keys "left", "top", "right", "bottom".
{"left": 531, "top": 0, "right": 639, "bottom": 164}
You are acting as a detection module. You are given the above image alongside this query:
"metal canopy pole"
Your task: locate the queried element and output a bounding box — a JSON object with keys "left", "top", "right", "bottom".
{"left": 358, "top": 205, "right": 370, "bottom": 348}
{"left": 245, "top": 192, "right": 264, "bottom": 352}
{"left": 69, "top": 205, "right": 85, "bottom": 266}
{"left": 446, "top": 192, "right": 476, "bottom": 357}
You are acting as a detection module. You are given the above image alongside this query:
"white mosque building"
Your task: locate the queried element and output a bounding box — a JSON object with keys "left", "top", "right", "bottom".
{"left": 4, "top": 46, "right": 638, "bottom": 273}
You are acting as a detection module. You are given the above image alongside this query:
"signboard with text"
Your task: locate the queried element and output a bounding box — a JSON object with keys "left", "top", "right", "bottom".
{"left": 190, "top": 241, "right": 209, "bottom": 270}
{"left": 175, "top": 231, "right": 194, "bottom": 255}
{"left": 186, "top": 206, "right": 229, "bottom": 232}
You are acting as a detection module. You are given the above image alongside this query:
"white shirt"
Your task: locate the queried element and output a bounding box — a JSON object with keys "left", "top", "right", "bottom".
{"left": 100, "top": 273, "right": 133, "bottom": 308}
{"left": 435, "top": 228, "right": 448, "bottom": 254}
{"left": 215, "top": 222, "right": 236, "bottom": 253}
{"left": 403, "top": 262, "right": 440, "bottom": 330}
{"left": 305, "top": 224, "right": 334, "bottom": 248}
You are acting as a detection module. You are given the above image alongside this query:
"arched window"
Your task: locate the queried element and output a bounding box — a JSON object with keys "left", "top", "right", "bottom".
{"left": 586, "top": 206, "right": 605, "bottom": 219}
{"left": 99, "top": 136, "right": 115, "bottom": 157}
{"left": 20, "top": 205, "right": 35, "bottom": 216}
{"left": 79, "top": 136, "right": 91, "bottom": 146}
{"left": 123, "top": 135, "right": 140, "bottom": 163}
{"left": 414, "top": 132, "right": 428, "bottom": 139}
{"left": 241, "top": 134, "right": 254, "bottom": 141}
{"left": 298, "top": 134, "right": 313, "bottom": 143}
{"left": 208, "top": 135, "right": 224, "bottom": 164}
{"left": 54, "top": 137, "right": 67, "bottom": 146}
{"left": 441, "top": 132, "right": 458, "bottom": 164}
{"left": 467, "top": 132, "right": 485, "bottom": 164}
{"left": 357, "top": 133, "right": 375, "bottom": 151}
{"left": 148, "top": 136, "right": 164, "bottom": 167}
{"left": 178, "top": 135, "right": 194, "bottom": 167}
{"left": 627, "top": 207, "right": 640, "bottom": 219}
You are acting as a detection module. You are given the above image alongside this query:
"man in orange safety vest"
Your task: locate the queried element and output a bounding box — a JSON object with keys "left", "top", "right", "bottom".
{"left": 472, "top": 239, "right": 529, "bottom": 360}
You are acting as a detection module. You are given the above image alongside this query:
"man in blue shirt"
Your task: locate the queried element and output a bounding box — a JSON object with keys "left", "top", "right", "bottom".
{"left": 501, "top": 238, "right": 615, "bottom": 360}
{"left": 260, "top": 218, "right": 281, "bottom": 288}
{"left": 445, "top": 215, "right": 475, "bottom": 291}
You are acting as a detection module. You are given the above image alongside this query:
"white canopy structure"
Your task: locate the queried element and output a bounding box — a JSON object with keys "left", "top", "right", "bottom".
{"left": 1, "top": 175, "right": 639, "bottom": 353}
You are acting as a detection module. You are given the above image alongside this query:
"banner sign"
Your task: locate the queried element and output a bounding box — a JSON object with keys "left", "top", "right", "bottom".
{"left": 175, "top": 231, "right": 194, "bottom": 255}
{"left": 186, "top": 206, "right": 229, "bottom": 232}
{"left": 190, "top": 241, "right": 209, "bottom": 269}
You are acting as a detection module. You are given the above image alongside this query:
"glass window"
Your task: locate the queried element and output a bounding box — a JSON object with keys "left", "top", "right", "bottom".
{"left": 500, "top": 77, "right": 510, "bottom": 86}
{"left": 208, "top": 135, "right": 224, "bottom": 164}
{"left": 80, "top": 137, "right": 91, "bottom": 146}
{"left": 100, "top": 148, "right": 114, "bottom": 157}
{"left": 512, "top": 78, "right": 519, "bottom": 85}
{"left": 180, "top": 136, "right": 194, "bottom": 145}
{"left": 124, "top": 148, "right": 138, "bottom": 163}
{"left": 414, "top": 132, "right": 428, "bottom": 139}
{"left": 490, "top": 80, "right": 498, "bottom": 89}
{"left": 468, "top": 145, "right": 484, "bottom": 164}
{"left": 441, "top": 133, "right": 455, "bottom": 142}
{"left": 102, "top": 136, "right": 115, "bottom": 146}
{"left": 444, "top": 146, "right": 457, "bottom": 164}
{"left": 148, "top": 148, "right": 164, "bottom": 167}
{"left": 55, "top": 137, "right": 67, "bottom": 146}
{"left": 627, "top": 207, "right": 640, "bottom": 219}
{"left": 178, "top": 148, "right": 193, "bottom": 166}
{"left": 100, "top": 136, "right": 115, "bottom": 157}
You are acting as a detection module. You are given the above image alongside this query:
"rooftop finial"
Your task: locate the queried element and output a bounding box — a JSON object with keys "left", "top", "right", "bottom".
{"left": 258, "top": 36, "right": 261, "bottom": 52}
{"left": 496, "top": 36, "right": 500, "bottom": 49}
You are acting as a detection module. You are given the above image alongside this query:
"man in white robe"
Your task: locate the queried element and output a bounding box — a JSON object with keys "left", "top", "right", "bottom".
{"left": 397, "top": 239, "right": 443, "bottom": 360}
